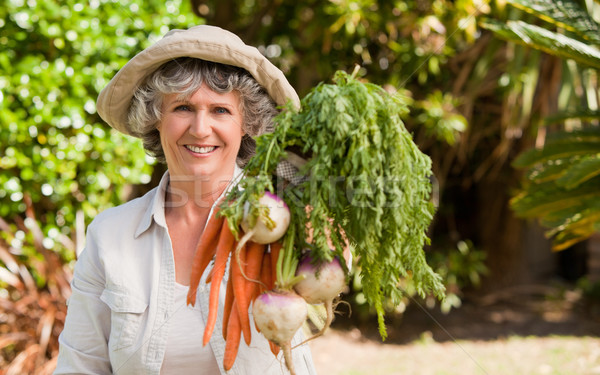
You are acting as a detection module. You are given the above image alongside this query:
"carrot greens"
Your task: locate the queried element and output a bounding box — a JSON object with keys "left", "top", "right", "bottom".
{"left": 220, "top": 69, "right": 445, "bottom": 339}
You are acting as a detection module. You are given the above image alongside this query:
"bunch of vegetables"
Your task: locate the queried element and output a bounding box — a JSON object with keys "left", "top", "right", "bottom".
{"left": 186, "top": 207, "right": 287, "bottom": 371}
{"left": 188, "top": 69, "right": 445, "bottom": 374}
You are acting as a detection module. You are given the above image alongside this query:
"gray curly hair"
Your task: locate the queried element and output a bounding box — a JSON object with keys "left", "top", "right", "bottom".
{"left": 127, "top": 57, "right": 279, "bottom": 166}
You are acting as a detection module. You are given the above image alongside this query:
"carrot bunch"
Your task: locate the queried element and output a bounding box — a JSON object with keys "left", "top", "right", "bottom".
{"left": 186, "top": 207, "right": 282, "bottom": 371}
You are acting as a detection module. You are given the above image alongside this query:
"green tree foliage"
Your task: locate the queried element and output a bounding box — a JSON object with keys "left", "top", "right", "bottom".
{"left": 192, "top": 0, "right": 475, "bottom": 127}
{"left": 0, "top": 0, "right": 198, "bottom": 369}
{"left": 0, "top": 0, "right": 196, "bottom": 264}
{"left": 482, "top": 0, "right": 600, "bottom": 250}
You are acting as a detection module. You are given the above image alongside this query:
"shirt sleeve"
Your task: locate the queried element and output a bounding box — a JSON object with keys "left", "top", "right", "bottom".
{"left": 54, "top": 222, "right": 112, "bottom": 374}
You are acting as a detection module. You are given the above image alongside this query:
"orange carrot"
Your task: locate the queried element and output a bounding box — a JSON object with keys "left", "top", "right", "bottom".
{"left": 251, "top": 252, "right": 272, "bottom": 335}
{"left": 230, "top": 241, "right": 249, "bottom": 342}
{"left": 222, "top": 267, "right": 235, "bottom": 340}
{"left": 260, "top": 249, "right": 273, "bottom": 293}
{"left": 187, "top": 210, "right": 224, "bottom": 306}
{"left": 236, "top": 241, "right": 266, "bottom": 345}
{"left": 223, "top": 302, "right": 242, "bottom": 371}
{"left": 250, "top": 278, "right": 261, "bottom": 303}
{"left": 244, "top": 242, "right": 266, "bottom": 288}
{"left": 249, "top": 274, "right": 262, "bottom": 334}
{"left": 269, "top": 340, "right": 281, "bottom": 357}
{"left": 204, "top": 267, "right": 213, "bottom": 284}
{"left": 203, "top": 220, "right": 236, "bottom": 346}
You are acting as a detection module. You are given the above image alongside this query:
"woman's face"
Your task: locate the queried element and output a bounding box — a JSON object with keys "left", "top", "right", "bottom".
{"left": 158, "top": 84, "right": 244, "bottom": 185}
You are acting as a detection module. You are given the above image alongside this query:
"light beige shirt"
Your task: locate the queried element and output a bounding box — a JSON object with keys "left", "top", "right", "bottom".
{"left": 55, "top": 169, "right": 317, "bottom": 375}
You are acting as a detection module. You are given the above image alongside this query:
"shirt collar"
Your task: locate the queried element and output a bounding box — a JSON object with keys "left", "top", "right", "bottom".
{"left": 134, "top": 164, "right": 244, "bottom": 238}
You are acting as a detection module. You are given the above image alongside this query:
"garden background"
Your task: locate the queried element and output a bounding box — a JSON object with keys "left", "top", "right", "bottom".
{"left": 1, "top": 0, "right": 599, "bottom": 373}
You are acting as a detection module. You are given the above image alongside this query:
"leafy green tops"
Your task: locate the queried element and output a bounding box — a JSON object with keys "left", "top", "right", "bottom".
{"left": 220, "top": 70, "right": 445, "bottom": 339}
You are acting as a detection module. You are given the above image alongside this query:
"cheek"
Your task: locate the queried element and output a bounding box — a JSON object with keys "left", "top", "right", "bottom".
{"left": 159, "top": 117, "right": 186, "bottom": 142}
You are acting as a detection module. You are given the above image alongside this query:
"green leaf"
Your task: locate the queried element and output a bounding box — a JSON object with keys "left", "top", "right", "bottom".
{"left": 542, "top": 197, "right": 600, "bottom": 251}
{"left": 556, "top": 154, "right": 600, "bottom": 189}
{"left": 480, "top": 19, "right": 600, "bottom": 70}
{"left": 543, "top": 201, "right": 600, "bottom": 235}
{"left": 507, "top": 0, "right": 600, "bottom": 43}
{"left": 511, "top": 176, "right": 600, "bottom": 218}
{"left": 524, "top": 158, "right": 575, "bottom": 183}
{"left": 512, "top": 141, "right": 600, "bottom": 167}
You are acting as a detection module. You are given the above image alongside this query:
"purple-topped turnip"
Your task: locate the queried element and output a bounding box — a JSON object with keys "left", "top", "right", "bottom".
{"left": 294, "top": 255, "right": 347, "bottom": 341}
{"left": 252, "top": 290, "right": 307, "bottom": 375}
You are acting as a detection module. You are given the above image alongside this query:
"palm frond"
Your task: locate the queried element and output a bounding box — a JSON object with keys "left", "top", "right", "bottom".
{"left": 543, "top": 203, "right": 600, "bottom": 236}
{"left": 507, "top": 0, "right": 600, "bottom": 43}
{"left": 552, "top": 226, "right": 598, "bottom": 251}
{"left": 556, "top": 154, "right": 600, "bottom": 188}
{"left": 511, "top": 126, "right": 600, "bottom": 250}
{"left": 524, "top": 157, "right": 578, "bottom": 183}
{"left": 480, "top": 19, "right": 600, "bottom": 70}
{"left": 545, "top": 201, "right": 600, "bottom": 251}
{"left": 488, "top": 0, "right": 600, "bottom": 250}
{"left": 512, "top": 140, "right": 600, "bottom": 167}
{"left": 511, "top": 176, "right": 600, "bottom": 218}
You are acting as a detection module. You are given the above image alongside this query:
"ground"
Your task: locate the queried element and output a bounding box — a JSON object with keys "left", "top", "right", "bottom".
{"left": 308, "top": 283, "right": 600, "bottom": 375}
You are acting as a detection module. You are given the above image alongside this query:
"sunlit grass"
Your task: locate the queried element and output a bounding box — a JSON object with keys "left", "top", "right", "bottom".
{"left": 311, "top": 332, "right": 600, "bottom": 375}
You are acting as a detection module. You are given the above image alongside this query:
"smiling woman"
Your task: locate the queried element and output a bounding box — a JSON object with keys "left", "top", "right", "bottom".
{"left": 53, "top": 25, "right": 315, "bottom": 375}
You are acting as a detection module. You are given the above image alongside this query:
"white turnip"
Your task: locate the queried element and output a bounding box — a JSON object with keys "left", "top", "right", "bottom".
{"left": 241, "top": 191, "right": 290, "bottom": 244}
{"left": 294, "top": 255, "right": 347, "bottom": 341}
{"left": 235, "top": 192, "right": 290, "bottom": 281}
{"left": 252, "top": 290, "right": 307, "bottom": 375}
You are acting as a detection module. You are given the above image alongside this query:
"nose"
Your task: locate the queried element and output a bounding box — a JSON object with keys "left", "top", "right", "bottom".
{"left": 188, "top": 111, "right": 212, "bottom": 138}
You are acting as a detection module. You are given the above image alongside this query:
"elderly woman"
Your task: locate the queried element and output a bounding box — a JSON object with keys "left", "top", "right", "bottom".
{"left": 54, "top": 25, "right": 316, "bottom": 375}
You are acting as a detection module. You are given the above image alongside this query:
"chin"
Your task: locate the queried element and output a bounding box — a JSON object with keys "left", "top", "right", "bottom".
{"left": 191, "top": 164, "right": 234, "bottom": 181}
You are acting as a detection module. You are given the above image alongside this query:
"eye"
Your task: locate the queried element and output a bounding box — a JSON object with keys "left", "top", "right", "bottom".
{"left": 214, "top": 106, "right": 231, "bottom": 114}
{"left": 174, "top": 104, "right": 192, "bottom": 112}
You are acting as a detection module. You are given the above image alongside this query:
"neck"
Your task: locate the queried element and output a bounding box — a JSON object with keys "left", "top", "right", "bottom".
{"left": 165, "top": 165, "right": 238, "bottom": 219}
{"left": 166, "top": 177, "right": 231, "bottom": 214}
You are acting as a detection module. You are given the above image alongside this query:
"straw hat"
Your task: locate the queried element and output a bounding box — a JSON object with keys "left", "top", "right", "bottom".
{"left": 96, "top": 25, "right": 299, "bottom": 137}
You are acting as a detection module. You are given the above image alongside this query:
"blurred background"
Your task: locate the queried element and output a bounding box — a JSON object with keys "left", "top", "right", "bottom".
{"left": 1, "top": 0, "right": 599, "bottom": 373}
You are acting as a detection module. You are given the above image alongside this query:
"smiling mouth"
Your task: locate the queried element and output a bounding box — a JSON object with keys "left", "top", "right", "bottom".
{"left": 185, "top": 145, "right": 217, "bottom": 154}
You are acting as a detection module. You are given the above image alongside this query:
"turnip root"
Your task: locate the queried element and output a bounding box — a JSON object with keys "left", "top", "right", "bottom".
{"left": 241, "top": 191, "right": 290, "bottom": 244}
{"left": 235, "top": 192, "right": 290, "bottom": 281}
{"left": 252, "top": 290, "right": 307, "bottom": 375}
{"left": 294, "top": 256, "right": 347, "bottom": 341}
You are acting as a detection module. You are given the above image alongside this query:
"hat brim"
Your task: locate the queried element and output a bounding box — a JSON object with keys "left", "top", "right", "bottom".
{"left": 96, "top": 25, "right": 299, "bottom": 137}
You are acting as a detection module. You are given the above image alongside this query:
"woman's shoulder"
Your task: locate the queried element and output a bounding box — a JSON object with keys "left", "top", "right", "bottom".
{"left": 88, "top": 186, "right": 159, "bottom": 234}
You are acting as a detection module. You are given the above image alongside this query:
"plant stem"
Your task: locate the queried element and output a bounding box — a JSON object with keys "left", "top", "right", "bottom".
{"left": 275, "top": 222, "right": 303, "bottom": 290}
{"left": 262, "top": 135, "right": 278, "bottom": 175}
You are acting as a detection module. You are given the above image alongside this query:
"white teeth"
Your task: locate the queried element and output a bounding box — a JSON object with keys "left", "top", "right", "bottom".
{"left": 186, "top": 145, "right": 216, "bottom": 154}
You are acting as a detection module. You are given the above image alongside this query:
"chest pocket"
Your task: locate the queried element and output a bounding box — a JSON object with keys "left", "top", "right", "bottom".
{"left": 100, "top": 288, "right": 148, "bottom": 351}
